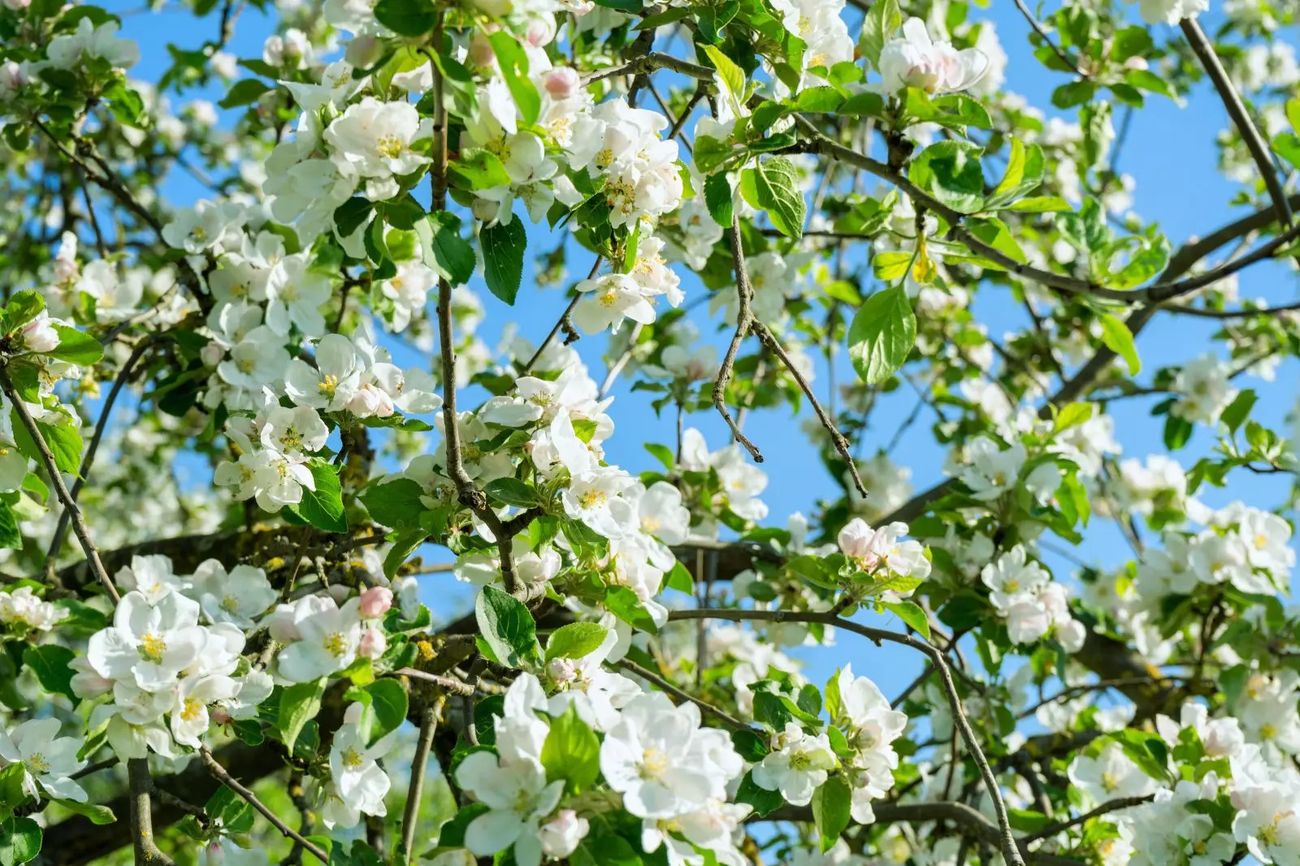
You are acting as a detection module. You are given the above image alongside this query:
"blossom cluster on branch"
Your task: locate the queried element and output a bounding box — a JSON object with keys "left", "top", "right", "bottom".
{"left": 0, "top": 0, "right": 1298, "bottom": 864}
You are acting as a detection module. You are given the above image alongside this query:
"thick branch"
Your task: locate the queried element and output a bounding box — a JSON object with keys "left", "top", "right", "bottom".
{"left": 127, "top": 758, "right": 175, "bottom": 866}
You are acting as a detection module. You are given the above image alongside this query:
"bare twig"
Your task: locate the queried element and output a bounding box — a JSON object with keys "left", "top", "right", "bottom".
{"left": 198, "top": 748, "right": 328, "bottom": 863}
{"left": 1023, "top": 794, "right": 1154, "bottom": 843}
{"left": 713, "top": 213, "right": 764, "bottom": 462}
{"left": 0, "top": 367, "right": 119, "bottom": 602}
{"left": 1181, "top": 19, "right": 1292, "bottom": 227}
{"left": 47, "top": 337, "right": 156, "bottom": 566}
{"left": 1012, "top": 0, "right": 1085, "bottom": 78}
{"left": 752, "top": 319, "right": 867, "bottom": 496}
{"left": 399, "top": 701, "right": 442, "bottom": 864}
{"left": 616, "top": 658, "right": 748, "bottom": 730}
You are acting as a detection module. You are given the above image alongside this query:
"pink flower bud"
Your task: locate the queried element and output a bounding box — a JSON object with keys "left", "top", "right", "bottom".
{"left": 210, "top": 706, "right": 232, "bottom": 726}
{"left": 359, "top": 586, "right": 393, "bottom": 618}
{"left": 525, "top": 16, "right": 557, "bottom": 48}
{"left": 544, "top": 67, "right": 580, "bottom": 100}
{"left": 358, "top": 627, "right": 387, "bottom": 659}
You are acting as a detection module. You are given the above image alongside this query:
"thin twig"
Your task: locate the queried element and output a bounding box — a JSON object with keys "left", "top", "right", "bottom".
{"left": 1181, "top": 19, "right": 1292, "bottom": 227}
{"left": 1022, "top": 795, "right": 1154, "bottom": 843}
{"left": 428, "top": 33, "right": 525, "bottom": 594}
{"left": 667, "top": 608, "right": 1026, "bottom": 866}
{"left": 400, "top": 701, "right": 441, "bottom": 864}
{"left": 617, "top": 658, "right": 748, "bottom": 729}
{"left": 520, "top": 256, "right": 602, "bottom": 376}
{"left": 713, "top": 212, "right": 764, "bottom": 462}
{"left": 1012, "top": 0, "right": 1085, "bottom": 77}
{"left": 198, "top": 748, "right": 328, "bottom": 863}
{"left": 752, "top": 319, "right": 867, "bottom": 496}
{"left": 0, "top": 367, "right": 119, "bottom": 602}
{"left": 47, "top": 337, "right": 156, "bottom": 566}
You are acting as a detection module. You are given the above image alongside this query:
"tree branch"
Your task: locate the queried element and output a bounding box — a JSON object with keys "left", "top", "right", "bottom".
{"left": 198, "top": 748, "right": 328, "bottom": 864}
{"left": 127, "top": 758, "right": 175, "bottom": 866}
{"left": 1181, "top": 18, "right": 1293, "bottom": 227}
{"left": 667, "top": 608, "right": 1026, "bottom": 866}
{"left": 0, "top": 366, "right": 119, "bottom": 603}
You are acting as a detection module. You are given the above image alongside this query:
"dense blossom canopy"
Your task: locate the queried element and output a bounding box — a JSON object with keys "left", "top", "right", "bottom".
{"left": 0, "top": 0, "right": 1297, "bottom": 865}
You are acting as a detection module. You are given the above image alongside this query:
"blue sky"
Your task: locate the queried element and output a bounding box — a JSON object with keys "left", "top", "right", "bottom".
{"left": 101, "top": 0, "right": 1300, "bottom": 701}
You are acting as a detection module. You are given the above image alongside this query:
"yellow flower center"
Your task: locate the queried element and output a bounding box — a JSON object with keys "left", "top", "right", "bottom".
{"left": 376, "top": 134, "right": 405, "bottom": 159}
{"left": 640, "top": 746, "right": 669, "bottom": 780}
{"left": 323, "top": 632, "right": 349, "bottom": 656}
{"left": 139, "top": 632, "right": 167, "bottom": 664}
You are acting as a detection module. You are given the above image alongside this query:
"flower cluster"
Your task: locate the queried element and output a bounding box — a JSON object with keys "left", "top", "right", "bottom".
{"left": 981, "top": 546, "right": 1085, "bottom": 651}
{"left": 73, "top": 556, "right": 274, "bottom": 758}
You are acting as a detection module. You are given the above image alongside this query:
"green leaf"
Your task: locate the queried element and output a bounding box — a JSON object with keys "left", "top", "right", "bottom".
{"left": 205, "top": 786, "right": 255, "bottom": 834}
{"left": 293, "top": 461, "right": 347, "bottom": 533}
{"left": 860, "top": 0, "right": 901, "bottom": 70}
{"left": 483, "top": 477, "right": 541, "bottom": 508}
{"left": 487, "top": 33, "right": 540, "bottom": 125}
{"left": 219, "top": 78, "right": 270, "bottom": 109}
{"left": 908, "top": 141, "right": 986, "bottom": 215}
{"left": 278, "top": 678, "right": 325, "bottom": 755}
{"left": 1220, "top": 389, "right": 1257, "bottom": 435}
{"left": 0, "top": 816, "right": 40, "bottom": 865}
{"left": 664, "top": 560, "right": 693, "bottom": 593}
{"left": 373, "top": 0, "right": 437, "bottom": 37}
{"left": 1005, "top": 196, "right": 1071, "bottom": 213}
{"left": 1272, "top": 132, "right": 1300, "bottom": 171}
{"left": 882, "top": 601, "right": 931, "bottom": 640}
{"left": 0, "top": 501, "right": 19, "bottom": 551}
{"left": 540, "top": 707, "right": 600, "bottom": 793}
{"left": 424, "top": 212, "right": 476, "bottom": 286}
{"left": 702, "top": 45, "right": 746, "bottom": 115}
{"left": 604, "top": 585, "right": 659, "bottom": 633}
{"left": 335, "top": 198, "right": 373, "bottom": 237}
{"left": 361, "top": 478, "right": 427, "bottom": 528}
{"left": 1008, "top": 807, "right": 1051, "bottom": 833}
{"left": 366, "top": 679, "right": 408, "bottom": 740}
{"left": 847, "top": 286, "right": 916, "bottom": 385}
{"left": 481, "top": 219, "right": 526, "bottom": 306}
{"left": 52, "top": 799, "right": 114, "bottom": 825}
{"left": 989, "top": 138, "right": 1045, "bottom": 204}
{"left": 703, "top": 173, "right": 734, "bottom": 229}
{"left": 48, "top": 326, "right": 103, "bottom": 366}
{"left": 746, "top": 156, "right": 805, "bottom": 239}
{"left": 11, "top": 412, "right": 82, "bottom": 476}
{"left": 1099, "top": 313, "right": 1140, "bottom": 375}
{"left": 0, "top": 292, "right": 44, "bottom": 334}
{"left": 811, "top": 775, "right": 852, "bottom": 850}
{"left": 448, "top": 150, "right": 512, "bottom": 191}
{"left": 22, "top": 645, "right": 76, "bottom": 702}
{"left": 545, "top": 622, "right": 608, "bottom": 662}
{"left": 475, "top": 585, "right": 541, "bottom": 668}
